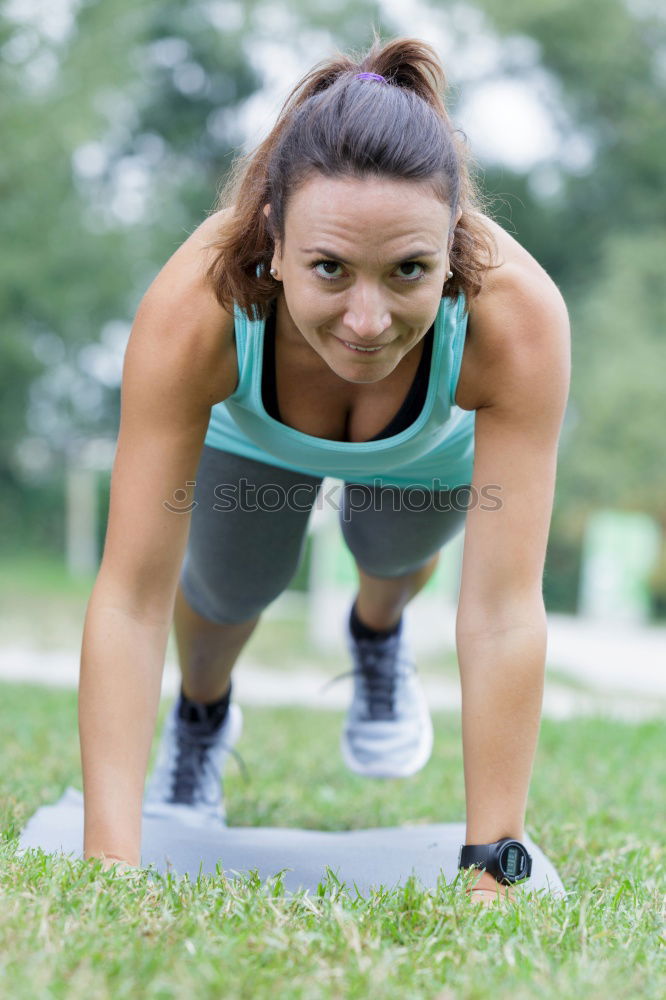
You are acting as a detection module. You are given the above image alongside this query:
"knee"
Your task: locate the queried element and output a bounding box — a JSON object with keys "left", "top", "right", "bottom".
{"left": 353, "top": 552, "right": 436, "bottom": 581}
{"left": 180, "top": 560, "right": 290, "bottom": 625}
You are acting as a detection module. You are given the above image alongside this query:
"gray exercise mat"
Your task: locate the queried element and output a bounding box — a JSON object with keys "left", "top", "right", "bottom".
{"left": 18, "top": 787, "right": 566, "bottom": 898}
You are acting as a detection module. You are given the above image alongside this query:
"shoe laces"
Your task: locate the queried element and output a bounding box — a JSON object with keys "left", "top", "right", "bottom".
{"left": 320, "top": 633, "right": 416, "bottom": 720}
{"left": 170, "top": 722, "right": 249, "bottom": 805}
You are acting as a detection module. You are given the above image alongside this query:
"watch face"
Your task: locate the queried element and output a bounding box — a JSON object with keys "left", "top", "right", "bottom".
{"left": 499, "top": 843, "right": 526, "bottom": 880}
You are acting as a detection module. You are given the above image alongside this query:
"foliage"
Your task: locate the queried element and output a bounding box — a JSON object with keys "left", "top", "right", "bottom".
{"left": 469, "top": 0, "right": 666, "bottom": 609}
{"left": 557, "top": 229, "right": 666, "bottom": 518}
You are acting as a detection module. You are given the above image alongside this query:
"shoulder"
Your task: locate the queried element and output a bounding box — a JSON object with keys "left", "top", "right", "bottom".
{"left": 141, "top": 207, "right": 235, "bottom": 308}
{"left": 464, "top": 214, "right": 570, "bottom": 412}
{"left": 131, "top": 209, "right": 238, "bottom": 408}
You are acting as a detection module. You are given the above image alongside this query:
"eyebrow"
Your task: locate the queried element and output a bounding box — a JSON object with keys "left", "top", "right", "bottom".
{"left": 299, "top": 246, "right": 442, "bottom": 265}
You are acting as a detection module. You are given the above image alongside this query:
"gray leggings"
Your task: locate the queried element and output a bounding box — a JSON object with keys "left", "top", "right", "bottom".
{"left": 180, "top": 445, "right": 470, "bottom": 624}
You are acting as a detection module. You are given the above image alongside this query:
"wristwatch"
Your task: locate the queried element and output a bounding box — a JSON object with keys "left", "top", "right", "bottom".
{"left": 458, "top": 838, "right": 533, "bottom": 885}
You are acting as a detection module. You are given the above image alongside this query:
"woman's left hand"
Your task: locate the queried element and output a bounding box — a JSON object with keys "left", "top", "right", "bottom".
{"left": 466, "top": 869, "right": 521, "bottom": 906}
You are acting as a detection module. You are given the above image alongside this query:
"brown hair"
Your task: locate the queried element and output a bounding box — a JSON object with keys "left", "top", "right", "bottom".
{"left": 205, "top": 34, "right": 499, "bottom": 320}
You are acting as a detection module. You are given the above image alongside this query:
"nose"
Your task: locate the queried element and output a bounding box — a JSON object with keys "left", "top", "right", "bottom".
{"left": 342, "top": 285, "right": 391, "bottom": 342}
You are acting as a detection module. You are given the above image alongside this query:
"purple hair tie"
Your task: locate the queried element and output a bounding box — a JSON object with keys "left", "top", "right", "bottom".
{"left": 355, "top": 72, "right": 387, "bottom": 83}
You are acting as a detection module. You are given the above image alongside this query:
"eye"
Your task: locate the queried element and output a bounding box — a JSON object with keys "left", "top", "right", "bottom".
{"left": 312, "top": 260, "right": 344, "bottom": 280}
{"left": 396, "top": 262, "right": 427, "bottom": 281}
{"left": 310, "top": 259, "right": 429, "bottom": 283}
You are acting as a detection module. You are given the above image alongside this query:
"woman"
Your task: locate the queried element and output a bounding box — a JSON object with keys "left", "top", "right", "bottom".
{"left": 78, "top": 37, "right": 570, "bottom": 905}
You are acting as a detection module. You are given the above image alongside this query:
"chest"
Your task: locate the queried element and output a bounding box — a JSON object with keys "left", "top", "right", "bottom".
{"left": 270, "top": 329, "right": 428, "bottom": 443}
{"left": 271, "top": 334, "right": 485, "bottom": 443}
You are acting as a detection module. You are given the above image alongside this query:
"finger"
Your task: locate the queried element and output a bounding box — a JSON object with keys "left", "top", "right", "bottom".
{"left": 467, "top": 887, "right": 512, "bottom": 906}
{"left": 100, "top": 857, "right": 140, "bottom": 876}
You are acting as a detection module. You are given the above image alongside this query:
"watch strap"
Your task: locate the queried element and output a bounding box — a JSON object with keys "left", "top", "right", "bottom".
{"left": 459, "top": 842, "right": 495, "bottom": 872}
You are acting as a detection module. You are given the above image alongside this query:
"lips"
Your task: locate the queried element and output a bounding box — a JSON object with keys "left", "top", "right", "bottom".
{"left": 339, "top": 339, "right": 386, "bottom": 353}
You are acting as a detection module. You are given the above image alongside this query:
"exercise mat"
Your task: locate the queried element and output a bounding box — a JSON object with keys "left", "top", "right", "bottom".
{"left": 18, "top": 787, "right": 565, "bottom": 898}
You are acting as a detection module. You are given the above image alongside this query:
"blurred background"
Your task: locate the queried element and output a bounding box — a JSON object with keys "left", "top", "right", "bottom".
{"left": 1, "top": 0, "right": 664, "bottom": 713}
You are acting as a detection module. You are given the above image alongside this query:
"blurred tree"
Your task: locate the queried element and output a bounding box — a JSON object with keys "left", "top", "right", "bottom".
{"left": 556, "top": 228, "right": 666, "bottom": 518}
{"left": 0, "top": 0, "right": 382, "bottom": 552}
{"left": 471, "top": 0, "right": 666, "bottom": 285}
{"left": 0, "top": 2, "right": 143, "bottom": 549}
{"left": 458, "top": 0, "right": 666, "bottom": 611}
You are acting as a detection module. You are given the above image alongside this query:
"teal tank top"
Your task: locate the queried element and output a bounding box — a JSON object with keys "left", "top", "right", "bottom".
{"left": 204, "top": 293, "right": 476, "bottom": 489}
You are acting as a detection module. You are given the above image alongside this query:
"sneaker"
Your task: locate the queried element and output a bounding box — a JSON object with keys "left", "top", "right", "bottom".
{"left": 335, "top": 611, "right": 433, "bottom": 779}
{"left": 143, "top": 698, "right": 243, "bottom": 827}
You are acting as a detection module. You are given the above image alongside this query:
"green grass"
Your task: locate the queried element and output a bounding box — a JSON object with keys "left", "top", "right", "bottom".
{"left": 0, "top": 682, "right": 664, "bottom": 999}
{"left": 0, "top": 549, "right": 458, "bottom": 675}
{"left": 0, "top": 550, "right": 589, "bottom": 684}
{"left": 0, "top": 551, "right": 95, "bottom": 649}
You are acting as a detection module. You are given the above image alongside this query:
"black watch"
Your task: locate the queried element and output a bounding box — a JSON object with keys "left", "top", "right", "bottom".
{"left": 458, "top": 838, "right": 533, "bottom": 885}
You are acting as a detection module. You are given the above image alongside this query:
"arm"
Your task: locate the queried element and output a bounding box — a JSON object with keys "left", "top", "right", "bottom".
{"left": 79, "top": 213, "right": 236, "bottom": 867}
{"left": 455, "top": 263, "right": 571, "bottom": 889}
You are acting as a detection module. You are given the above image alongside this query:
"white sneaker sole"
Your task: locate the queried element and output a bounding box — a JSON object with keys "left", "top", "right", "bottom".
{"left": 142, "top": 800, "right": 228, "bottom": 827}
{"left": 340, "top": 709, "right": 434, "bottom": 779}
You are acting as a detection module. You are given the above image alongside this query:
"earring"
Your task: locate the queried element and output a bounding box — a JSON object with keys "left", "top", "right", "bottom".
{"left": 446, "top": 270, "right": 453, "bottom": 280}
{"left": 270, "top": 267, "right": 278, "bottom": 278}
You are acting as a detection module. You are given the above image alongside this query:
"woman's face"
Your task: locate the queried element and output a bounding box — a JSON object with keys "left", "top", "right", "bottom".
{"left": 265, "top": 173, "right": 461, "bottom": 385}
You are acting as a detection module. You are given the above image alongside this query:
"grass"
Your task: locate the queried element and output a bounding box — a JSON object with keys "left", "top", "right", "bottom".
{"left": 0, "top": 681, "right": 664, "bottom": 999}
{"left": 0, "top": 550, "right": 458, "bottom": 676}
{"left": 0, "top": 551, "right": 597, "bottom": 685}
{"left": 0, "top": 552, "right": 96, "bottom": 649}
